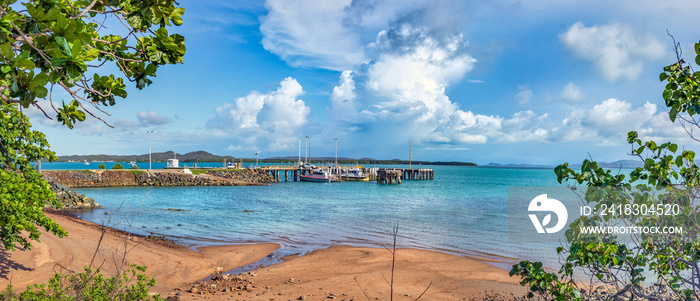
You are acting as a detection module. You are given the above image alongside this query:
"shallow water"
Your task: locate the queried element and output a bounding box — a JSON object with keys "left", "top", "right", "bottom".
{"left": 67, "top": 165, "right": 574, "bottom": 268}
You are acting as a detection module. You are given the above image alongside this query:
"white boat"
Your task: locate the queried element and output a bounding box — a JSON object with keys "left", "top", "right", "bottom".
{"left": 299, "top": 170, "right": 333, "bottom": 182}
{"left": 340, "top": 168, "right": 369, "bottom": 181}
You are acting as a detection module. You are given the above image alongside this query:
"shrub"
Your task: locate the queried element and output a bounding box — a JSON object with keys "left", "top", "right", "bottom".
{"left": 111, "top": 163, "right": 124, "bottom": 170}
{"left": 1, "top": 265, "right": 162, "bottom": 301}
{"left": 98, "top": 163, "right": 106, "bottom": 169}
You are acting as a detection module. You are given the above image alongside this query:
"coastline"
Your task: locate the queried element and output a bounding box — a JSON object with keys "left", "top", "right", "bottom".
{"left": 0, "top": 209, "right": 529, "bottom": 299}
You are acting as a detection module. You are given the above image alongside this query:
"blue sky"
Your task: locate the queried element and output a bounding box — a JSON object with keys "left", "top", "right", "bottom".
{"left": 28, "top": 0, "right": 700, "bottom": 165}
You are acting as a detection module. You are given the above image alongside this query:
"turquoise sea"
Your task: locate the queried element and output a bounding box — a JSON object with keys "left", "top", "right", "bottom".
{"left": 49, "top": 164, "right": 573, "bottom": 269}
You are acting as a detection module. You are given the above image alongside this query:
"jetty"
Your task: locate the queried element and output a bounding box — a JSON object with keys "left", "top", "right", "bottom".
{"left": 256, "top": 166, "right": 433, "bottom": 184}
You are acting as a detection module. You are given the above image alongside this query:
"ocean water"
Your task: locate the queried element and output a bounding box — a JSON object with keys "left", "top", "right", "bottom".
{"left": 68, "top": 165, "right": 570, "bottom": 268}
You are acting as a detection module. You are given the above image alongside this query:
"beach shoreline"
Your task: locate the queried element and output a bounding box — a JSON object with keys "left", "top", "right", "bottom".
{"left": 0, "top": 209, "right": 529, "bottom": 300}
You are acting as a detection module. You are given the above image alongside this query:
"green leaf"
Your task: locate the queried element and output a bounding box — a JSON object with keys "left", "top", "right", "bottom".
{"left": 81, "top": 48, "right": 100, "bottom": 61}
{"left": 669, "top": 143, "right": 678, "bottom": 153}
{"left": 34, "top": 86, "right": 48, "bottom": 98}
{"left": 669, "top": 105, "right": 679, "bottom": 122}
{"left": 49, "top": 57, "right": 69, "bottom": 67}
{"left": 70, "top": 40, "right": 82, "bottom": 59}
{"left": 32, "top": 73, "right": 49, "bottom": 87}
{"left": 74, "top": 110, "right": 86, "bottom": 121}
{"left": 0, "top": 42, "right": 14, "bottom": 59}
{"left": 171, "top": 15, "right": 183, "bottom": 26}
{"left": 14, "top": 58, "right": 35, "bottom": 70}
{"left": 55, "top": 36, "right": 71, "bottom": 57}
{"left": 675, "top": 155, "right": 684, "bottom": 167}
{"left": 659, "top": 72, "right": 669, "bottom": 82}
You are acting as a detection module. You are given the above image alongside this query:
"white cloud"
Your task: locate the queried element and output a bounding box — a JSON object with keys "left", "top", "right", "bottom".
{"left": 136, "top": 110, "right": 172, "bottom": 127}
{"left": 555, "top": 98, "right": 686, "bottom": 144}
{"left": 259, "top": 0, "right": 365, "bottom": 70}
{"left": 561, "top": 82, "right": 583, "bottom": 102}
{"left": 515, "top": 85, "right": 533, "bottom": 106}
{"left": 329, "top": 70, "right": 361, "bottom": 122}
{"left": 363, "top": 24, "right": 487, "bottom": 143}
{"left": 559, "top": 22, "right": 666, "bottom": 82}
{"left": 206, "top": 77, "right": 310, "bottom": 151}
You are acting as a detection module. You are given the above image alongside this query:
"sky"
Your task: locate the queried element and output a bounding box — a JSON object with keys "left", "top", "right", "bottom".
{"left": 26, "top": 0, "right": 700, "bottom": 165}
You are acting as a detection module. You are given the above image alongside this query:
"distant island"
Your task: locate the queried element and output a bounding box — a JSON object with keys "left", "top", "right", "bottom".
{"left": 485, "top": 159, "right": 646, "bottom": 169}
{"left": 57, "top": 151, "right": 478, "bottom": 166}
{"left": 58, "top": 151, "right": 236, "bottom": 163}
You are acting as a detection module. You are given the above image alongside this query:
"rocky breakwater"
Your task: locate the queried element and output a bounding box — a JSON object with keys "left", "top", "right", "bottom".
{"left": 206, "top": 169, "right": 276, "bottom": 183}
{"left": 42, "top": 169, "right": 269, "bottom": 188}
{"left": 48, "top": 180, "right": 100, "bottom": 210}
{"left": 132, "top": 170, "right": 245, "bottom": 187}
{"left": 43, "top": 170, "right": 136, "bottom": 188}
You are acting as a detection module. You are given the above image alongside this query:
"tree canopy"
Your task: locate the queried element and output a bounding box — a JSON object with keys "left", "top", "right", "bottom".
{"left": 511, "top": 38, "right": 700, "bottom": 300}
{"left": 0, "top": 0, "right": 186, "bottom": 250}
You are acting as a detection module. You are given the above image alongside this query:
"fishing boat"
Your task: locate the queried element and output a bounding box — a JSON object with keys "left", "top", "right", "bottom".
{"left": 340, "top": 168, "right": 369, "bottom": 181}
{"left": 299, "top": 170, "right": 333, "bottom": 182}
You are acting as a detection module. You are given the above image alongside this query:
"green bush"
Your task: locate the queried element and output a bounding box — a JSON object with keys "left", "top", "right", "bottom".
{"left": 111, "top": 163, "right": 124, "bottom": 170}
{"left": 1, "top": 265, "right": 162, "bottom": 301}
{"left": 98, "top": 164, "right": 106, "bottom": 170}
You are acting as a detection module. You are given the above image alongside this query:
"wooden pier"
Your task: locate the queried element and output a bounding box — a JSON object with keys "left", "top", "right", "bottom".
{"left": 254, "top": 166, "right": 434, "bottom": 183}
{"left": 377, "top": 169, "right": 401, "bottom": 184}
{"left": 401, "top": 168, "right": 434, "bottom": 180}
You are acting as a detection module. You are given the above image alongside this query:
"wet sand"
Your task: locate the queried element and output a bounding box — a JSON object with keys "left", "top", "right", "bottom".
{"left": 0, "top": 209, "right": 528, "bottom": 300}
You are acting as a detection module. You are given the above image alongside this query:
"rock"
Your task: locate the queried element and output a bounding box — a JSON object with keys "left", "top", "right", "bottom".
{"left": 189, "top": 287, "right": 199, "bottom": 294}
{"left": 298, "top": 296, "right": 306, "bottom": 300}
{"left": 166, "top": 296, "right": 181, "bottom": 301}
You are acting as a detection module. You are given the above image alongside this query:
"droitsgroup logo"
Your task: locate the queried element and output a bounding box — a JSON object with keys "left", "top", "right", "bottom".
{"left": 528, "top": 194, "right": 568, "bottom": 234}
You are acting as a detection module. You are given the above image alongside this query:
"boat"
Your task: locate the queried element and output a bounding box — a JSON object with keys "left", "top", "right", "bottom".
{"left": 340, "top": 168, "right": 369, "bottom": 181}
{"left": 299, "top": 170, "right": 333, "bottom": 182}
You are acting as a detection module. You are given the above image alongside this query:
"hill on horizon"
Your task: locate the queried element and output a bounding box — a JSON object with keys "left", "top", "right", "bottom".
{"left": 58, "top": 152, "right": 477, "bottom": 166}
{"left": 58, "top": 151, "right": 236, "bottom": 163}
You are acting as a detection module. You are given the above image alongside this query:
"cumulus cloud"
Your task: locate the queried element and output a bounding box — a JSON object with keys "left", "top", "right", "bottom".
{"left": 259, "top": 0, "right": 365, "bottom": 70}
{"left": 206, "top": 77, "right": 310, "bottom": 151}
{"left": 559, "top": 22, "right": 666, "bottom": 82}
{"left": 561, "top": 82, "right": 583, "bottom": 102}
{"left": 136, "top": 110, "right": 172, "bottom": 127}
{"left": 556, "top": 98, "right": 685, "bottom": 144}
{"left": 362, "top": 24, "right": 488, "bottom": 143}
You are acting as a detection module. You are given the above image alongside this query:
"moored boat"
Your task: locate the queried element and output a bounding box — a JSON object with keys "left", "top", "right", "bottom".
{"left": 340, "top": 168, "right": 369, "bottom": 181}
{"left": 299, "top": 170, "right": 333, "bottom": 182}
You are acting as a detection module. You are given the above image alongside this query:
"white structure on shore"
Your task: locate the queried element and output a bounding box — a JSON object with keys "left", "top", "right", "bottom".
{"left": 167, "top": 158, "right": 179, "bottom": 168}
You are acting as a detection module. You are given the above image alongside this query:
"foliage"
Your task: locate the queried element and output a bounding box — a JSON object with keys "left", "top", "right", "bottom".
{"left": 1, "top": 264, "right": 162, "bottom": 301}
{"left": 509, "top": 261, "right": 580, "bottom": 301}
{"left": 111, "top": 163, "right": 123, "bottom": 170}
{"left": 0, "top": 101, "right": 64, "bottom": 250}
{"left": 129, "top": 164, "right": 139, "bottom": 169}
{"left": 0, "top": 0, "right": 186, "bottom": 249}
{"left": 511, "top": 39, "right": 700, "bottom": 300}
{"left": 97, "top": 163, "right": 105, "bottom": 169}
{"left": 0, "top": 0, "right": 186, "bottom": 125}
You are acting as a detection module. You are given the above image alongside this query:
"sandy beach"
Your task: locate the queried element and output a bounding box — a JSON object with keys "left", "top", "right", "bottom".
{"left": 0, "top": 209, "right": 529, "bottom": 300}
